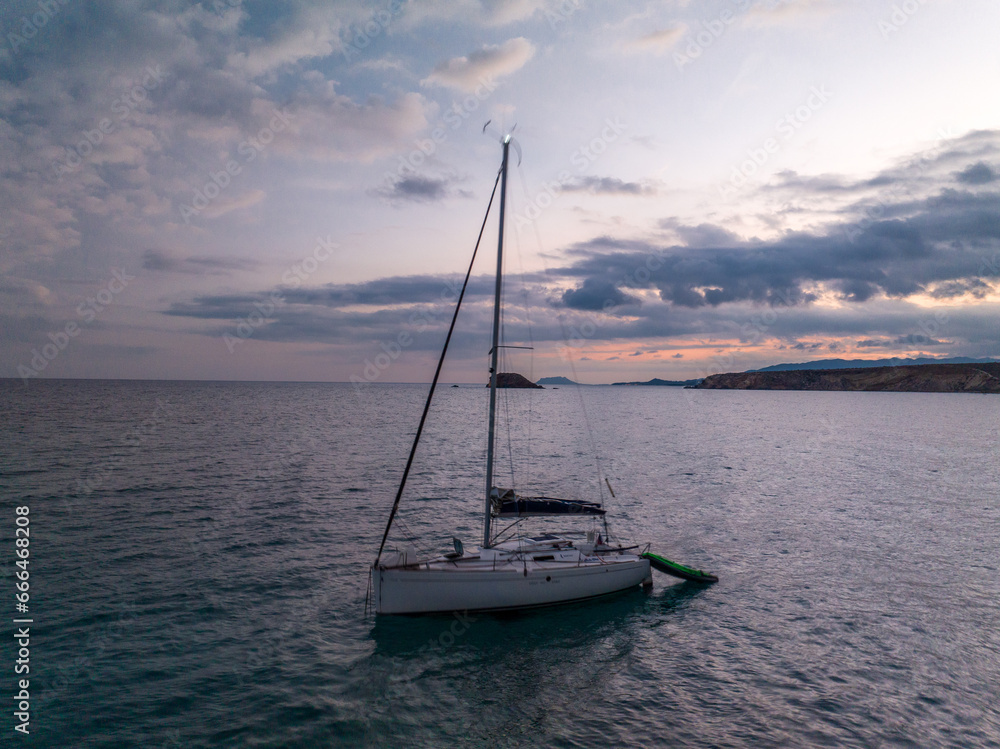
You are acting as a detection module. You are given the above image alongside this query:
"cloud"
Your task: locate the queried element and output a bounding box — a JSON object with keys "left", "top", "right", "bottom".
{"left": 165, "top": 275, "right": 497, "bottom": 318}
{"left": 0, "top": 1, "right": 423, "bottom": 278}
{"left": 143, "top": 250, "right": 258, "bottom": 274}
{"left": 956, "top": 161, "right": 998, "bottom": 185}
{"left": 560, "top": 190, "right": 999, "bottom": 308}
{"left": 561, "top": 176, "right": 656, "bottom": 195}
{"left": 404, "top": 0, "right": 553, "bottom": 28}
{"left": 857, "top": 336, "right": 951, "bottom": 348}
{"left": 201, "top": 189, "right": 267, "bottom": 219}
{"left": 672, "top": 223, "right": 742, "bottom": 247}
{"left": 480, "top": 0, "right": 553, "bottom": 25}
{"left": 928, "top": 278, "right": 992, "bottom": 299}
{"left": 627, "top": 26, "right": 686, "bottom": 55}
{"left": 371, "top": 174, "right": 472, "bottom": 203}
{"left": 161, "top": 276, "right": 1000, "bottom": 362}
{"left": 0, "top": 277, "right": 51, "bottom": 304}
{"left": 743, "top": 0, "right": 842, "bottom": 27}
{"left": 225, "top": 5, "right": 349, "bottom": 78}
{"left": 275, "top": 83, "right": 435, "bottom": 163}
{"left": 765, "top": 132, "right": 1000, "bottom": 224}
{"left": 561, "top": 278, "right": 641, "bottom": 311}
{"left": 421, "top": 37, "right": 535, "bottom": 92}
{"left": 151, "top": 130, "right": 1000, "bottom": 366}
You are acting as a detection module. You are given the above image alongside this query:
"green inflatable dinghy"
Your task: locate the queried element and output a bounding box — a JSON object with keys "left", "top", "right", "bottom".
{"left": 642, "top": 552, "right": 718, "bottom": 583}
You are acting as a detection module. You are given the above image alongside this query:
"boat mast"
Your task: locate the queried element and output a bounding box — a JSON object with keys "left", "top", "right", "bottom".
{"left": 483, "top": 135, "right": 510, "bottom": 548}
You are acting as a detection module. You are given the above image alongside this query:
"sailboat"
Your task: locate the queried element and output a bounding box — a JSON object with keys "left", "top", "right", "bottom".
{"left": 370, "top": 134, "right": 714, "bottom": 615}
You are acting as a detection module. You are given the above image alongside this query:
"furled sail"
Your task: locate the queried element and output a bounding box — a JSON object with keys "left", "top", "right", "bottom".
{"left": 491, "top": 488, "right": 605, "bottom": 518}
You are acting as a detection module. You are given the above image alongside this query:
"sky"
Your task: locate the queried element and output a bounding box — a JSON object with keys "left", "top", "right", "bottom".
{"left": 1, "top": 0, "right": 999, "bottom": 384}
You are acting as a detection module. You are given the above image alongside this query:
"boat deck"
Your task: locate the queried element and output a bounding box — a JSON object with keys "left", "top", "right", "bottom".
{"left": 380, "top": 534, "right": 645, "bottom": 573}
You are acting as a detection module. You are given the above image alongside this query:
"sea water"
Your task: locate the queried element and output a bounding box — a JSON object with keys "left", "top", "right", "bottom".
{"left": 1, "top": 380, "right": 998, "bottom": 747}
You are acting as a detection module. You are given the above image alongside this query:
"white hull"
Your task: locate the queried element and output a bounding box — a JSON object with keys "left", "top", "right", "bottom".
{"left": 373, "top": 540, "right": 651, "bottom": 615}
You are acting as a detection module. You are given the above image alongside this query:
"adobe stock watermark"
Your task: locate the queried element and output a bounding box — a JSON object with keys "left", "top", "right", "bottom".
{"left": 844, "top": 127, "right": 953, "bottom": 244}
{"left": 180, "top": 108, "right": 293, "bottom": 224}
{"left": 736, "top": 290, "right": 798, "bottom": 350}
{"left": 18, "top": 269, "right": 134, "bottom": 382}
{"left": 342, "top": 0, "right": 404, "bottom": 62}
{"left": 381, "top": 77, "right": 498, "bottom": 189}
{"left": 33, "top": 585, "right": 137, "bottom": 716}
{"left": 512, "top": 117, "right": 628, "bottom": 228}
{"left": 678, "top": 287, "right": 801, "bottom": 393}
{"left": 350, "top": 275, "right": 470, "bottom": 391}
{"left": 381, "top": 609, "right": 480, "bottom": 704}
{"left": 557, "top": 249, "right": 666, "bottom": 360}
{"left": 545, "top": 0, "right": 582, "bottom": 30}
{"left": 349, "top": 331, "right": 414, "bottom": 389}
{"left": 718, "top": 85, "right": 832, "bottom": 199}
{"left": 76, "top": 397, "right": 172, "bottom": 496}
{"left": 878, "top": 0, "right": 927, "bottom": 39}
{"left": 235, "top": 591, "right": 333, "bottom": 689}
{"left": 902, "top": 309, "right": 949, "bottom": 349}
{"left": 5, "top": 0, "right": 71, "bottom": 56}
{"left": 208, "top": 0, "right": 241, "bottom": 18}
{"left": 979, "top": 251, "right": 1000, "bottom": 278}
{"left": 673, "top": 0, "right": 751, "bottom": 71}
{"left": 223, "top": 235, "right": 336, "bottom": 353}
{"left": 53, "top": 66, "right": 167, "bottom": 178}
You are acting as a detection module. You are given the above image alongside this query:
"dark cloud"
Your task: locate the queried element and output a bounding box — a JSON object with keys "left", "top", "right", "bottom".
{"left": 561, "top": 176, "right": 655, "bottom": 195}
{"left": 160, "top": 132, "right": 1000, "bottom": 360}
{"left": 557, "top": 185, "right": 998, "bottom": 309}
{"left": 561, "top": 277, "right": 639, "bottom": 311}
{"left": 768, "top": 170, "right": 903, "bottom": 194}
{"left": 372, "top": 175, "right": 471, "bottom": 203}
{"left": 834, "top": 279, "right": 880, "bottom": 302}
{"left": 283, "top": 275, "right": 495, "bottom": 307}
{"left": 143, "top": 250, "right": 256, "bottom": 274}
{"left": 161, "top": 276, "right": 1000, "bottom": 363}
{"left": 956, "top": 161, "right": 997, "bottom": 185}
{"left": 857, "top": 336, "right": 950, "bottom": 348}
{"left": 895, "top": 334, "right": 950, "bottom": 346}
{"left": 377, "top": 176, "right": 448, "bottom": 201}
{"left": 142, "top": 250, "right": 180, "bottom": 272}
{"left": 930, "top": 278, "right": 992, "bottom": 299}
{"left": 680, "top": 224, "right": 742, "bottom": 247}
{"left": 186, "top": 255, "right": 258, "bottom": 271}
{"left": 164, "top": 275, "right": 496, "bottom": 320}
{"left": 767, "top": 133, "right": 1000, "bottom": 217}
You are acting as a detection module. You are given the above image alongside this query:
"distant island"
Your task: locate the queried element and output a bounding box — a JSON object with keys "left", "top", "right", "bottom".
{"left": 536, "top": 376, "right": 578, "bottom": 386}
{"left": 752, "top": 356, "right": 1000, "bottom": 372}
{"left": 611, "top": 377, "right": 703, "bottom": 387}
{"left": 536, "top": 376, "right": 702, "bottom": 387}
{"left": 534, "top": 357, "right": 1000, "bottom": 390}
{"left": 491, "top": 372, "right": 543, "bottom": 388}
{"left": 697, "top": 362, "right": 1000, "bottom": 393}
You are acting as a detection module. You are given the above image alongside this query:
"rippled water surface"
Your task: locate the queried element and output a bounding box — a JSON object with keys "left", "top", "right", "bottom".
{"left": 1, "top": 379, "right": 999, "bottom": 747}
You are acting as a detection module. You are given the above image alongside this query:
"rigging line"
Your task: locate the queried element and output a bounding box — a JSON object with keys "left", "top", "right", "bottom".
{"left": 498, "top": 314, "right": 525, "bottom": 551}
{"left": 392, "top": 514, "right": 433, "bottom": 560}
{"left": 509, "top": 186, "right": 536, "bottom": 490}
{"left": 503, "top": 347, "right": 516, "bottom": 493}
{"left": 514, "top": 166, "right": 607, "bottom": 507}
{"left": 499, "top": 322, "right": 517, "bottom": 496}
{"left": 498, "top": 246, "right": 519, "bottom": 497}
{"left": 374, "top": 167, "right": 503, "bottom": 566}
